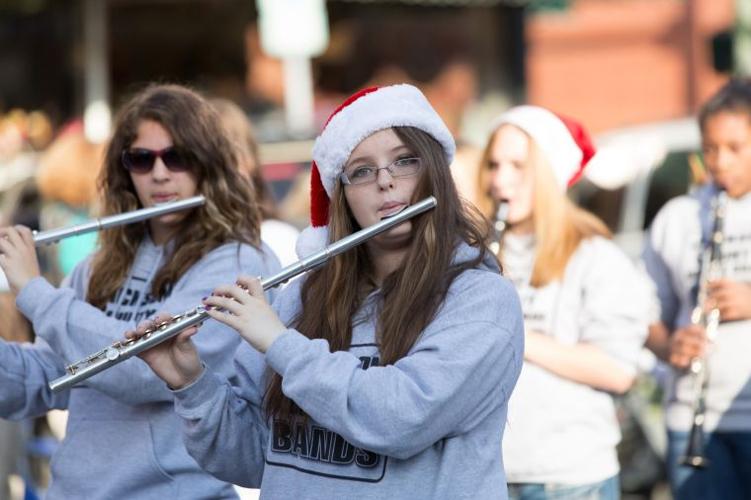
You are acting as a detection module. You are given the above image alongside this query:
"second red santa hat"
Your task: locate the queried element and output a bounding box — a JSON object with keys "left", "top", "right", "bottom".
{"left": 490, "top": 105, "right": 596, "bottom": 189}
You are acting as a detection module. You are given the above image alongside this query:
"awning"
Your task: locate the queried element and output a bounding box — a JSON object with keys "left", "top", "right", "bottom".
{"left": 329, "top": 0, "right": 531, "bottom": 6}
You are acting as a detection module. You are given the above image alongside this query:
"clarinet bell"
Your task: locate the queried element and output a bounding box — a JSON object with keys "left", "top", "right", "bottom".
{"left": 679, "top": 421, "right": 710, "bottom": 469}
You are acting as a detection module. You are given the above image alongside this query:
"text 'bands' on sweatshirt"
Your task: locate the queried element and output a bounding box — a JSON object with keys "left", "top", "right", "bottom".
{"left": 173, "top": 242, "right": 524, "bottom": 500}
{"left": 0, "top": 236, "right": 281, "bottom": 500}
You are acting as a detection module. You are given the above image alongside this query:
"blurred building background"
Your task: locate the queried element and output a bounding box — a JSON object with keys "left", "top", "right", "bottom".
{"left": 1, "top": 0, "right": 746, "bottom": 133}
{"left": 1, "top": 0, "right": 747, "bottom": 208}
{"left": 1, "top": 1, "right": 750, "bottom": 499}
{"left": 527, "top": 0, "right": 734, "bottom": 132}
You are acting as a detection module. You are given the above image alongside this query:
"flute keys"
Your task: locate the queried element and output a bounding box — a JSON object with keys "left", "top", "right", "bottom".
{"left": 105, "top": 347, "right": 120, "bottom": 361}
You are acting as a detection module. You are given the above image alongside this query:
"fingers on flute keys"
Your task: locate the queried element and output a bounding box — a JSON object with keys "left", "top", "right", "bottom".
{"left": 204, "top": 291, "right": 245, "bottom": 317}
{"left": 14, "top": 225, "right": 34, "bottom": 246}
{"left": 0, "top": 226, "right": 32, "bottom": 249}
{"left": 236, "top": 276, "right": 263, "bottom": 297}
{"left": 124, "top": 312, "right": 175, "bottom": 341}
{"left": 0, "top": 227, "right": 16, "bottom": 256}
{"left": 204, "top": 279, "right": 255, "bottom": 312}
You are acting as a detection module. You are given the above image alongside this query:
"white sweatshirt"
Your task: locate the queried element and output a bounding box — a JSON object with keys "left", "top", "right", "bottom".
{"left": 502, "top": 233, "right": 650, "bottom": 484}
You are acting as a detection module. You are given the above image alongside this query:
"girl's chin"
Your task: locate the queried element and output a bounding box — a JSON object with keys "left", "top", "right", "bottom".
{"left": 369, "top": 224, "right": 413, "bottom": 248}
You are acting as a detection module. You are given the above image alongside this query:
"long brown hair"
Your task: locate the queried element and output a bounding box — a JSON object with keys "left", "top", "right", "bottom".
{"left": 265, "top": 126, "right": 494, "bottom": 419}
{"left": 477, "top": 125, "right": 610, "bottom": 287}
{"left": 87, "top": 84, "right": 262, "bottom": 309}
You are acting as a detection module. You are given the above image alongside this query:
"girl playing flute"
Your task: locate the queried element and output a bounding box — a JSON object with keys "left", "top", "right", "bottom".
{"left": 0, "top": 84, "right": 279, "bottom": 499}
{"left": 137, "top": 84, "right": 524, "bottom": 499}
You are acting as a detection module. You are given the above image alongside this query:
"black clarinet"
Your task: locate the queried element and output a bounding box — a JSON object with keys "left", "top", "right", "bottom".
{"left": 680, "top": 189, "right": 727, "bottom": 468}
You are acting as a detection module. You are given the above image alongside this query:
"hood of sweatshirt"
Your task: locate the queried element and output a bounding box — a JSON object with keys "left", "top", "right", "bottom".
{"left": 452, "top": 239, "right": 501, "bottom": 274}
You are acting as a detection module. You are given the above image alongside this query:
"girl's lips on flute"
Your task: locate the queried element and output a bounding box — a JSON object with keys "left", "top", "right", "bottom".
{"left": 380, "top": 203, "right": 408, "bottom": 220}
{"left": 152, "top": 193, "right": 178, "bottom": 205}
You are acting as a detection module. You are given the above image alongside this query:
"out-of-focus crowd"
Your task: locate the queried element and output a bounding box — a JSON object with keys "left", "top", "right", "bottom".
{"left": 0, "top": 109, "right": 102, "bottom": 500}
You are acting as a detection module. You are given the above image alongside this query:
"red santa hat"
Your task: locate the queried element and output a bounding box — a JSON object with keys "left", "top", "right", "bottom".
{"left": 296, "top": 84, "right": 455, "bottom": 258}
{"left": 490, "top": 105, "right": 596, "bottom": 189}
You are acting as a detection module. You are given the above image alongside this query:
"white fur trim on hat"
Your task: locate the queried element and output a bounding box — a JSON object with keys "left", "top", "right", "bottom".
{"left": 491, "top": 105, "right": 581, "bottom": 189}
{"left": 295, "top": 225, "right": 329, "bottom": 259}
{"left": 312, "top": 84, "right": 456, "bottom": 197}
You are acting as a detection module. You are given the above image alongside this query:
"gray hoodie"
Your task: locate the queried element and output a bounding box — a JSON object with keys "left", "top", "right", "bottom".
{"left": 0, "top": 237, "right": 280, "bottom": 499}
{"left": 172, "top": 242, "right": 524, "bottom": 499}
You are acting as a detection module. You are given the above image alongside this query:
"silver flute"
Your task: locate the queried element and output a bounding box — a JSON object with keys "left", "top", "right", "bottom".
{"left": 48, "top": 196, "right": 438, "bottom": 393}
{"left": 33, "top": 196, "right": 206, "bottom": 246}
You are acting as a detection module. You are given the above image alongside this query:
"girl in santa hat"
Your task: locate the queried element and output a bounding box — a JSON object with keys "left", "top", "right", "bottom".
{"left": 476, "top": 106, "right": 651, "bottom": 499}
{"left": 135, "top": 84, "right": 524, "bottom": 499}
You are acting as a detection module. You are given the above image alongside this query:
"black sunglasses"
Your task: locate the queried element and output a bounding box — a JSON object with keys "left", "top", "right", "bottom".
{"left": 121, "top": 147, "right": 191, "bottom": 174}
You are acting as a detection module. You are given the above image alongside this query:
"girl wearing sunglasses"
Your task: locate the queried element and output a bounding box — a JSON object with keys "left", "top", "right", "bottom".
{"left": 476, "top": 106, "right": 651, "bottom": 499}
{"left": 0, "top": 84, "right": 280, "bottom": 499}
{"left": 135, "top": 84, "right": 524, "bottom": 499}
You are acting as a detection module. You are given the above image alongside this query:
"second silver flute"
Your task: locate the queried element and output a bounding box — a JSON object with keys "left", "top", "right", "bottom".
{"left": 48, "top": 196, "right": 438, "bottom": 393}
{"left": 33, "top": 196, "right": 206, "bottom": 246}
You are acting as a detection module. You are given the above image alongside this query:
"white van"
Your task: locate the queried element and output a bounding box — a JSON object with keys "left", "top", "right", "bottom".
{"left": 574, "top": 117, "right": 701, "bottom": 260}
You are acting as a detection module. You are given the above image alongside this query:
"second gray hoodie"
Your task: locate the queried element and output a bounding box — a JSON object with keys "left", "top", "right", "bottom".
{"left": 172, "top": 243, "right": 524, "bottom": 499}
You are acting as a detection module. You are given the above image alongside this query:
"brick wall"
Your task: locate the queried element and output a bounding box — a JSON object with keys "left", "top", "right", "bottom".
{"left": 525, "top": 0, "right": 734, "bottom": 132}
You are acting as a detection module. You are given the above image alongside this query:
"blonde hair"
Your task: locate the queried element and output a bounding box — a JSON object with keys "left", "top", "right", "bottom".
{"left": 477, "top": 126, "right": 610, "bottom": 287}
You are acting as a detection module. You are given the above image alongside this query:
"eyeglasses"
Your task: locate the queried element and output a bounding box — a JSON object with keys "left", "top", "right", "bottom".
{"left": 340, "top": 157, "right": 423, "bottom": 186}
{"left": 121, "top": 147, "right": 191, "bottom": 174}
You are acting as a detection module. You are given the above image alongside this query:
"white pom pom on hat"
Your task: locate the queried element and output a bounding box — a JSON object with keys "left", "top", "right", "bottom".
{"left": 490, "top": 105, "right": 597, "bottom": 189}
{"left": 295, "top": 84, "right": 455, "bottom": 258}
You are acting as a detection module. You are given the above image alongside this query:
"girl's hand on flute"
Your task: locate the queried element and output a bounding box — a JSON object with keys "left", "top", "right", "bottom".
{"left": 0, "top": 225, "right": 40, "bottom": 295}
{"left": 203, "top": 276, "right": 286, "bottom": 354}
{"left": 125, "top": 312, "right": 204, "bottom": 390}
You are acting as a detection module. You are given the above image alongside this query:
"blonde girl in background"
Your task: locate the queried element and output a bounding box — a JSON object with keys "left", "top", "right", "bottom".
{"left": 477, "top": 105, "right": 651, "bottom": 499}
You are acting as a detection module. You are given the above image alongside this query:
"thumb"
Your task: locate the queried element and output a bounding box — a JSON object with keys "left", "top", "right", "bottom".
{"left": 175, "top": 326, "right": 200, "bottom": 348}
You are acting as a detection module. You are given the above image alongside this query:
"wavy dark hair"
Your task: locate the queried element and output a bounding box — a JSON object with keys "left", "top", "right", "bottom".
{"left": 87, "top": 84, "right": 262, "bottom": 309}
{"left": 264, "top": 126, "right": 495, "bottom": 419}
